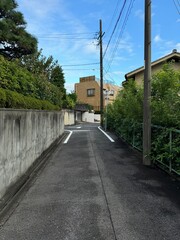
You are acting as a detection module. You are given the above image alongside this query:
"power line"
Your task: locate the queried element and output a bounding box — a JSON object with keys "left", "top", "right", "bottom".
{"left": 173, "top": 0, "right": 180, "bottom": 14}
{"left": 38, "top": 36, "right": 94, "bottom": 40}
{"left": 35, "top": 32, "right": 97, "bottom": 36}
{"left": 103, "top": 0, "right": 127, "bottom": 58}
{"left": 61, "top": 62, "right": 99, "bottom": 67}
{"left": 63, "top": 68, "right": 99, "bottom": 71}
{"left": 105, "top": 0, "right": 121, "bottom": 36}
{"left": 34, "top": 32, "right": 98, "bottom": 40}
{"left": 104, "top": 0, "right": 134, "bottom": 74}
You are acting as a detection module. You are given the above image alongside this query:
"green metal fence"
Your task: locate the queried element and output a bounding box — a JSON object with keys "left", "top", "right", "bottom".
{"left": 116, "top": 123, "right": 180, "bottom": 175}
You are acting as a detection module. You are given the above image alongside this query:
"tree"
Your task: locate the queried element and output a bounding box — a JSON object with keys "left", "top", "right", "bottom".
{"left": 0, "top": 0, "right": 37, "bottom": 59}
{"left": 50, "top": 65, "right": 65, "bottom": 93}
{"left": 151, "top": 64, "right": 180, "bottom": 128}
{"left": 63, "top": 91, "right": 77, "bottom": 109}
{"left": 20, "top": 49, "right": 66, "bottom": 95}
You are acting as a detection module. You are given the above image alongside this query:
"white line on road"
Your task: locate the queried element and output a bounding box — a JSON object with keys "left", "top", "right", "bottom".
{"left": 76, "top": 126, "right": 81, "bottom": 129}
{"left": 63, "top": 130, "right": 73, "bottom": 144}
{"left": 98, "top": 127, "right": 115, "bottom": 142}
{"left": 73, "top": 130, "right": 90, "bottom": 132}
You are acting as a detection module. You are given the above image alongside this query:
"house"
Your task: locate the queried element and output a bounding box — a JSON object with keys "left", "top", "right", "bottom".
{"left": 123, "top": 49, "right": 180, "bottom": 85}
{"left": 74, "top": 75, "right": 121, "bottom": 112}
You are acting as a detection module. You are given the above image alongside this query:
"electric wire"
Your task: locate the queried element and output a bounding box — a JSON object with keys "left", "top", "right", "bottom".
{"left": 38, "top": 37, "right": 94, "bottom": 40}
{"left": 104, "top": 0, "right": 134, "bottom": 75}
{"left": 63, "top": 68, "right": 99, "bottom": 71}
{"left": 35, "top": 32, "right": 97, "bottom": 36}
{"left": 173, "top": 0, "right": 180, "bottom": 14}
{"left": 105, "top": 0, "right": 121, "bottom": 36}
{"left": 61, "top": 62, "right": 99, "bottom": 67}
{"left": 103, "top": 0, "right": 127, "bottom": 58}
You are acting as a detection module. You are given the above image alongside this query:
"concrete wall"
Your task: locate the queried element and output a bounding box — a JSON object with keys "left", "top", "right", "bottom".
{"left": 94, "top": 114, "right": 101, "bottom": 122}
{"left": 63, "top": 109, "right": 75, "bottom": 125}
{"left": 82, "top": 112, "right": 94, "bottom": 123}
{"left": 0, "top": 109, "right": 64, "bottom": 200}
{"left": 81, "top": 112, "right": 101, "bottom": 123}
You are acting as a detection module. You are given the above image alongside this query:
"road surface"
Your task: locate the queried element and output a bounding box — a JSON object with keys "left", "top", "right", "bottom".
{"left": 0, "top": 123, "right": 180, "bottom": 240}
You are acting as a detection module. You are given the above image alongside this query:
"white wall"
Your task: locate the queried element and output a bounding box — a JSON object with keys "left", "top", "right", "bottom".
{"left": 0, "top": 109, "right": 64, "bottom": 200}
{"left": 94, "top": 114, "right": 101, "bottom": 122}
{"left": 82, "top": 112, "right": 94, "bottom": 123}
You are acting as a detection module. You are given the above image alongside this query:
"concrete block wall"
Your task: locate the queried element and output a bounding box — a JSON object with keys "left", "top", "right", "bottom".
{"left": 0, "top": 109, "right": 64, "bottom": 200}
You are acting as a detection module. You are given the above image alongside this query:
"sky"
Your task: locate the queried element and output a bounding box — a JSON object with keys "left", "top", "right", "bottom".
{"left": 16, "top": 0, "right": 180, "bottom": 93}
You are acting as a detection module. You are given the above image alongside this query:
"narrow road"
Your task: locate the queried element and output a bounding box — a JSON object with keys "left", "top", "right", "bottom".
{"left": 0, "top": 123, "right": 180, "bottom": 240}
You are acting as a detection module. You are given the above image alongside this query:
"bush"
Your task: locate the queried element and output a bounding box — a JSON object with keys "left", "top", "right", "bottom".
{"left": 0, "top": 55, "right": 63, "bottom": 107}
{"left": 0, "top": 88, "right": 60, "bottom": 110}
{"left": 0, "top": 88, "right": 6, "bottom": 107}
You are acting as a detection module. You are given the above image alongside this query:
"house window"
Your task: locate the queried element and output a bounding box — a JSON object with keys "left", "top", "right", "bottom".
{"left": 87, "top": 88, "right": 95, "bottom": 97}
{"left": 109, "top": 90, "right": 114, "bottom": 96}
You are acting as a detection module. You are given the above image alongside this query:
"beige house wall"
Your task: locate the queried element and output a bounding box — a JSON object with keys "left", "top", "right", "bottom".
{"left": 125, "top": 51, "right": 180, "bottom": 85}
{"left": 134, "top": 63, "right": 165, "bottom": 85}
{"left": 75, "top": 76, "right": 121, "bottom": 111}
{"left": 75, "top": 80, "right": 101, "bottom": 111}
{"left": 133, "top": 62, "right": 180, "bottom": 85}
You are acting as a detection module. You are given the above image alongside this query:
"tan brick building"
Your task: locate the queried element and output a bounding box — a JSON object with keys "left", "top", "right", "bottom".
{"left": 123, "top": 49, "right": 180, "bottom": 85}
{"left": 75, "top": 76, "right": 121, "bottom": 112}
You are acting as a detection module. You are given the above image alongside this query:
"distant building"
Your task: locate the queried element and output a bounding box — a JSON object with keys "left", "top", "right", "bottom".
{"left": 75, "top": 75, "right": 121, "bottom": 112}
{"left": 123, "top": 49, "right": 180, "bottom": 86}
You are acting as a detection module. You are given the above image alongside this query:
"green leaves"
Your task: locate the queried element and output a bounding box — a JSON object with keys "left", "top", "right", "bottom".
{"left": 0, "top": 88, "right": 59, "bottom": 110}
{"left": 106, "top": 63, "right": 180, "bottom": 173}
{"left": 151, "top": 64, "right": 180, "bottom": 128}
{"left": 0, "top": 0, "right": 37, "bottom": 59}
{"left": 0, "top": 55, "right": 64, "bottom": 108}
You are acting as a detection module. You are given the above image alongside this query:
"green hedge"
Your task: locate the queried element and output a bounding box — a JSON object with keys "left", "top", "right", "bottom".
{"left": 0, "top": 55, "right": 63, "bottom": 107}
{"left": 0, "top": 88, "right": 60, "bottom": 110}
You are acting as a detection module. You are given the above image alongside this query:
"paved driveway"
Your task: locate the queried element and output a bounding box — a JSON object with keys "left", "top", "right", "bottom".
{"left": 0, "top": 123, "right": 180, "bottom": 240}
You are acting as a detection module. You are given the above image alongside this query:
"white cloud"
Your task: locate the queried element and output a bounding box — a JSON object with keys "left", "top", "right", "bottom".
{"left": 154, "top": 34, "right": 162, "bottom": 43}
{"left": 175, "top": 43, "right": 180, "bottom": 52}
{"left": 65, "top": 83, "right": 75, "bottom": 93}
{"left": 135, "top": 9, "right": 144, "bottom": 21}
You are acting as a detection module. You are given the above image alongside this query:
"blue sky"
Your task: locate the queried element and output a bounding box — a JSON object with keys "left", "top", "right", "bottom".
{"left": 16, "top": 0, "right": 180, "bottom": 92}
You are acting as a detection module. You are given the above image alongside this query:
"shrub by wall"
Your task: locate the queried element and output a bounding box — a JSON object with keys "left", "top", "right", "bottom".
{"left": 0, "top": 88, "right": 59, "bottom": 110}
{"left": 0, "top": 55, "right": 63, "bottom": 107}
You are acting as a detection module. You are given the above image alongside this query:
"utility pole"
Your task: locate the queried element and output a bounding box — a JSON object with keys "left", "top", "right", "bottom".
{"left": 99, "top": 19, "right": 104, "bottom": 127}
{"left": 143, "top": 0, "right": 151, "bottom": 165}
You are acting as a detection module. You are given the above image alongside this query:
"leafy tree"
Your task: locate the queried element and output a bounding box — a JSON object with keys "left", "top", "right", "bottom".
{"left": 63, "top": 91, "right": 77, "bottom": 109}
{"left": 50, "top": 65, "right": 65, "bottom": 92}
{"left": 20, "top": 49, "right": 66, "bottom": 105}
{"left": 106, "top": 64, "right": 180, "bottom": 172}
{"left": 0, "top": 55, "right": 63, "bottom": 107}
{"left": 0, "top": 0, "right": 37, "bottom": 59}
{"left": 151, "top": 64, "right": 180, "bottom": 128}
{"left": 20, "top": 50, "right": 54, "bottom": 76}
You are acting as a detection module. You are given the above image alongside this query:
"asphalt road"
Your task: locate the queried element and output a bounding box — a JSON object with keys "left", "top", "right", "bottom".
{"left": 0, "top": 123, "right": 180, "bottom": 240}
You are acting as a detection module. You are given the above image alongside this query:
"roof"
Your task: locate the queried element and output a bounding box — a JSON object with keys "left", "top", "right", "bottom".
{"left": 74, "top": 104, "right": 89, "bottom": 112}
{"left": 125, "top": 50, "right": 180, "bottom": 80}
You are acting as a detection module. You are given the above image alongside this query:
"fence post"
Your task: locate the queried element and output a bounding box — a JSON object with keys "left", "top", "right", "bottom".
{"left": 132, "top": 124, "right": 135, "bottom": 148}
{"left": 169, "top": 129, "right": 172, "bottom": 173}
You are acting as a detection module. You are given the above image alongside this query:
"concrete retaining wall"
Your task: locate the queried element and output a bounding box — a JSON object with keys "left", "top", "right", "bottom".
{"left": 0, "top": 109, "right": 64, "bottom": 200}
{"left": 63, "top": 109, "right": 75, "bottom": 125}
